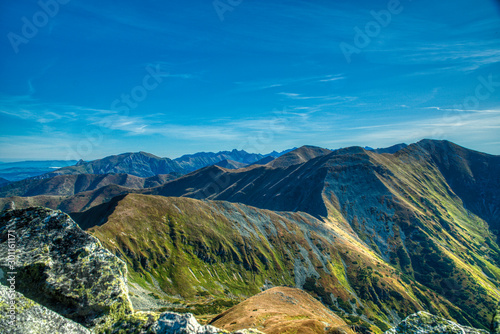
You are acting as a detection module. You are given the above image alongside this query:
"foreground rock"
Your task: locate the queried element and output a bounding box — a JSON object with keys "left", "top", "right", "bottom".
{"left": 0, "top": 207, "right": 133, "bottom": 331}
{"left": 384, "top": 311, "right": 489, "bottom": 334}
{"left": 0, "top": 283, "right": 91, "bottom": 334}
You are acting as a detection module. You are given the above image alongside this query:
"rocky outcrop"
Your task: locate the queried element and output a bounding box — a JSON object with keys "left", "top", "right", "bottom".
{"left": 384, "top": 311, "right": 489, "bottom": 334}
{"left": 0, "top": 283, "right": 91, "bottom": 334}
{"left": 151, "top": 312, "right": 222, "bottom": 334}
{"left": 147, "top": 312, "right": 265, "bottom": 334}
{"left": 0, "top": 207, "right": 133, "bottom": 331}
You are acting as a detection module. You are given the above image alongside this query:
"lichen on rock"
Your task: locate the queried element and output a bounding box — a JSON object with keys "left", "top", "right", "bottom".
{"left": 0, "top": 207, "right": 133, "bottom": 331}
{"left": 0, "top": 283, "right": 91, "bottom": 334}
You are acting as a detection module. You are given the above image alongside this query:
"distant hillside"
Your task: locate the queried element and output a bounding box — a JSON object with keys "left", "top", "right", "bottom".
{"left": 0, "top": 177, "right": 9, "bottom": 187}
{"left": 214, "top": 159, "right": 247, "bottom": 169}
{"left": 250, "top": 155, "right": 276, "bottom": 166}
{"left": 268, "top": 145, "right": 332, "bottom": 168}
{"left": 47, "top": 152, "right": 184, "bottom": 178}
{"left": 173, "top": 149, "right": 264, "bottom": 172}
{"left": 0, "top": 173, "right": 176, "bottom": 197}
{"left": 41, "top": 149, "right": 290, "bottom": 178}
{"left": 371, "top": 143, "right": 408, "bottom": 154}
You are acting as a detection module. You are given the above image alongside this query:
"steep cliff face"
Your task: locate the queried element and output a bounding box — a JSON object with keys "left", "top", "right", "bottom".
{"left": 0, "top": 207, "right": 133, "bottom": 331}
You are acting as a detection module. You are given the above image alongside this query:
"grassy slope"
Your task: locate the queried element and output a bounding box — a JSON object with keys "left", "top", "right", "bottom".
{"left": 82, "top": 193, "right": 483, "bottom": 333}
{"left": 210, "top": 286, "right": 355, "bottom": 334}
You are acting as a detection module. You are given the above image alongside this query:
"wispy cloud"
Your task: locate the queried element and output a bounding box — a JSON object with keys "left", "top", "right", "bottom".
{"left": 234, "top": 74, "right": 345, "bottom": 93}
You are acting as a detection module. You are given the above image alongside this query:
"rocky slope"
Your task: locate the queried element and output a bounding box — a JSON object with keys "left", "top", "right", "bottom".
{"left": 417, "top": 139, "right": 500, "bottom": 237}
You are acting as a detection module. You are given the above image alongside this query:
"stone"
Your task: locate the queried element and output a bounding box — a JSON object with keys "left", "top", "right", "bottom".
{"left": 0, "top": 283, "right": 91, "bottom": 334}
{"left": 384, "top": 311, "right": 489, "bottom": 334}
{"left": 151, "top": 312, "right": 223, "bottom": 334}
{"left": 0, "top": 207, "right": 133, "bottom": 331}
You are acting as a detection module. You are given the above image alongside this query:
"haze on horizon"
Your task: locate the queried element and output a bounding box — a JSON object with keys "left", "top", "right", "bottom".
{"left": 1, "top": 0, "right": 499, "bottom": 161}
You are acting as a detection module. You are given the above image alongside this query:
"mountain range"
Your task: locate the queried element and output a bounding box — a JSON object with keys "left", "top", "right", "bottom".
{"left": 40, "top": 148, "right": 294, "bottom": 179}
{"left": 0, "top": 139, "right": 499, "bottom": 333}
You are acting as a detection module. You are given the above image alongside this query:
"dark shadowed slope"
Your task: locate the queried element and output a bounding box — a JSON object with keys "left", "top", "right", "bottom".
{"left": 0, "top": 177, "right": 9, "bottom": 187}
{"left": 415, "top": 139, "right": 500, "bottom": 236}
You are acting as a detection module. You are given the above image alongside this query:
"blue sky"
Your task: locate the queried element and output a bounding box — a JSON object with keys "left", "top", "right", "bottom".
{"left": 1, "top": 0, "right": 499, "bottom": 161}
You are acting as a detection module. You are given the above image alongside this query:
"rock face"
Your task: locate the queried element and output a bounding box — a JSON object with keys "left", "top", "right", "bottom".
{"left": 384, "top": 311, "right": 489, "bottom": 334}
{"left": 0, "top": 207, "right": 133, "bottom": 331}
{"left": 0, "top": 283, "right": 91, "bottom": 334}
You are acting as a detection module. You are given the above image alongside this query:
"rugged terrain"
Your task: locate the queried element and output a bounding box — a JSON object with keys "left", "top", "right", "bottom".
{"left": 0, "top": 140, "right": 499, "bottom": 333}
